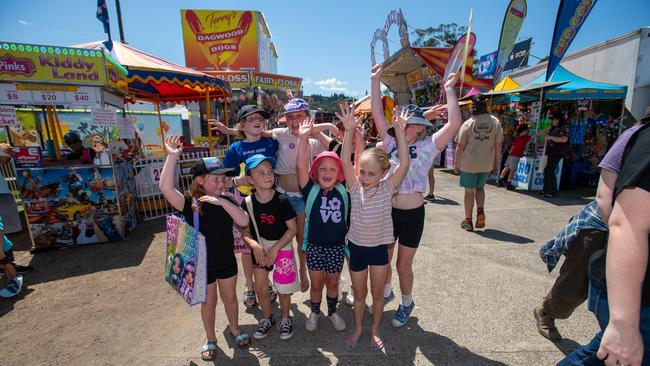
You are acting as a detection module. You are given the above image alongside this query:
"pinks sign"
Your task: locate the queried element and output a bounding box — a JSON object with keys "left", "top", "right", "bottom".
{"left": 181, "top": 10, "right": 259, "bottom": 71}
{"left": 0, "top": 53, "right": 36, "bottom": 77}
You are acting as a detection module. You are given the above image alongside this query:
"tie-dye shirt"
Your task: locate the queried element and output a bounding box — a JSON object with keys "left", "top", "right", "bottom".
{"left": 345, "top": 179, "right": 395, "bottom": 247}
{"left": 381, "top": 134, "right": 441, "bottom": 194}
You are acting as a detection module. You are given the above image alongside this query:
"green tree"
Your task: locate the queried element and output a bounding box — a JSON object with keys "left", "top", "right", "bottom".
{"left": 411, "top": 23, "right": 467, "bottom": 48}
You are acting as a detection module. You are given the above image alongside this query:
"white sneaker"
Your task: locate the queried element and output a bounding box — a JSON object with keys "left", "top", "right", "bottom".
{"left": 328, "top": 312, "right": 346, "bottom": 331}
{"left": 338, "top": 280, "right": 343, "bottom": 302}
{"left": 305, "top": 312, "right": 320, "bottom": 332}
{"left": 345, "top": 287, "right": 354, "bottom": 306}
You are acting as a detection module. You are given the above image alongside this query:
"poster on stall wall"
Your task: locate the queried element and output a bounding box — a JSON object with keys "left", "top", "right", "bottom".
{"left": 0, "top": 106, "right": 17, "bottom": 126}
{"left": 12, "top": 146, "right": 43, "bottom": 168}
{"left": 16, "top": 166, "right": 123, "bottom": 248}
{"left": 8, "top": 111, "right": 40, "bottom": 147}
{"left": 181, "top": 10, "right": 259, "bottom": 71}
{"left": 114, "top": 163, "right": 138, "bottom": 236}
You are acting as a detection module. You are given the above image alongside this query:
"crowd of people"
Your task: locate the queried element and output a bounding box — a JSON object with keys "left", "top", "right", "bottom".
{"left": 155, "top": 60, "right": 650, "bottom": 363}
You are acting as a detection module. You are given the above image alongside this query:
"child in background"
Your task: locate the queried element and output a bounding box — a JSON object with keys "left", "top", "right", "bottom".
{"left": 340, "top": 103, "right": 411, "bottom": 351}
{"left": 159, "top": 136, "right": 251, "bottom": 361}
{"left": 0, "top": 215, "right": 22, "bottom": 298}
{"left": 240, "top": 154, "right": 299, "bottom": 341}
{"left": 296, "top": 118, "right": 351, "bottom": 333}
{"left": 500, "top": 123, "right": 531, "bottom": 190}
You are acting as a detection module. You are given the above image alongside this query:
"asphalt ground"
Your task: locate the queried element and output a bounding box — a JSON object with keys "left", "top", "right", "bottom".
{"left": 0, "top": 169, "right": 599, "bottom": 365}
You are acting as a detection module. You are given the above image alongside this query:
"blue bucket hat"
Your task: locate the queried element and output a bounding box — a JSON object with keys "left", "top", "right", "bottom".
{"left": 190, "top": 157, "right": 235, "bottom": 178}
{"left": 244, "top": 154, "right": 277, "bottom": 175}
{"left": 282, "top": 98, "right": 310, "bottom": 115}
{"left": 387, "top": 104, "right": 433, "bottom": 137}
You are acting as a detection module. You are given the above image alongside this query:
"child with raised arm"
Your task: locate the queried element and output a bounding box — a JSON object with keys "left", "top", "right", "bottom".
{"left": 371, "top": 65, "right": 462, "bottom": 328}
{"left": 340, "top": 103, "right": 411, "bottom": 351}
{"left": 240, "top": 154, "right": 299, "bottom": 341}
{"left": 296, "top": 118, "right": 350, "bottom": 333}
{"left": 159, "top": 136, "right": 251, "bottom": 361}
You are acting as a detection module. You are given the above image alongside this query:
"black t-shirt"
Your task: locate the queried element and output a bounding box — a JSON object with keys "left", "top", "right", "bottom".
{"left": 300, "top": 180, "right": 349, "bottom": 247}
{"left": 241, "top": 191, "right": 296, "bottom": 241}
{"left": 181, "top": 196, "right": 236, "bottom": 273}
{"left": 613, "top": 123, "right": 650, "bottom": 307}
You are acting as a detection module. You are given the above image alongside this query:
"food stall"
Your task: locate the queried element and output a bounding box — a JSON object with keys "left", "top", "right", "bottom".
{"left": 0, "top": 41, "right": 136, "bottom": 250}
{"left": 75, "top": 40, "right": 232, "bottom": 221}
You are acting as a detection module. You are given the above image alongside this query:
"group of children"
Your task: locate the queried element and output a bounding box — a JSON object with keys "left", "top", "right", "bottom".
{"left": 159, "top": 66, "right": 463, "bottom": 360}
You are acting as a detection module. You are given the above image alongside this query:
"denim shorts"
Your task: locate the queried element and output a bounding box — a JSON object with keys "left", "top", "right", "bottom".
{"left": 287, "top": 195, "right": 305, "bottom": 214}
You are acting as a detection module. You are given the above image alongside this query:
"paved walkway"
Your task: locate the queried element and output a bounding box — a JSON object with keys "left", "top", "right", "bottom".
{"left": 0, "top": 170, "right": 599, "bottom": 365}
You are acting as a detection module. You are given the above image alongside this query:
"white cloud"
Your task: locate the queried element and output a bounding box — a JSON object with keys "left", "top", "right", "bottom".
{"left": 314, "top": 77, "right": 361, "bottom": 96}
{"left": 18, "top": 19, "right": 32, "bottom": 26}
{"left": 302, "top": 78, "right": 313, "bottom": 85}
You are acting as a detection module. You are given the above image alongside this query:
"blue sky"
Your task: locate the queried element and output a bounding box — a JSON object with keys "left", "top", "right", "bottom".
{"left": 3, "top": 1, "right": 649, "bottom": 97}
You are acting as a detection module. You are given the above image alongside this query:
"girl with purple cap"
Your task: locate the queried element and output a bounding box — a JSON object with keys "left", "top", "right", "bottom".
{"left": 370, "top": 65, "right": 463, "bottom": 328}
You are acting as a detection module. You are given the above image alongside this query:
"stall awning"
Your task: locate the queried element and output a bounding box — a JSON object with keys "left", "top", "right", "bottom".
{"left": 491, "top": 76, "right": 520, "bottom": 92}
{"left": 527, "top": 66, "right": 627, "bottom": 100}
{"left": 74, "top": 41, "right": 231, "bottom": 102}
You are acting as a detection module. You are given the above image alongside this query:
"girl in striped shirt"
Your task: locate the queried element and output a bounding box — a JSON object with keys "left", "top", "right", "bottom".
{"left": 338, "top": 102, "right": 410, "bottom": 351}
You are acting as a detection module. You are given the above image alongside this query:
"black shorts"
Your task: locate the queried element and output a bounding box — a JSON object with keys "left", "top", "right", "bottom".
{"left": 207, "top": 266, "right": 238, "bottom": 284}
{"left": 251, "top": 250, "right": 274, "bottom": 272}
{"left": 306, "top": 243, "right": 345, "bottom": 274}
{"left": 0, "top": 249, "right": 14, "bottom": 265}
{"left": 348, "top": 242, "right": 389, "bottom": 272}
{"left": 392, "top": 205, "right": 425, "bottom": 248}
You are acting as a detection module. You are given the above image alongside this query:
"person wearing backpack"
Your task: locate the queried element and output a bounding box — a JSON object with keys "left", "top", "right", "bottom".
{"left": 296, "top": 117, "right": 351, "bottom": 333}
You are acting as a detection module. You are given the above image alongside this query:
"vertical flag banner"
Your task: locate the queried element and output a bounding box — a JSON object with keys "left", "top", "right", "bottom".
{"left": 494, "top": 0, "right": 527, "bottom": 84}
{"left": 460, "top": 8, "right": 473, "bottom": 92}
{"left": 546, "top": 0, "right": 597, "bottom": 80}
{"left": 96, "top": 0, "right": 112, "bottom": 50}
{"left": 181, "top": 10, "right": 259, "bottom": 71}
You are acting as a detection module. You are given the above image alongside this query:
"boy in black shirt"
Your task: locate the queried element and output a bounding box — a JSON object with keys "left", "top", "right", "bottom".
{"left": 240, "top": 154, "right": 298, "bottom": 341}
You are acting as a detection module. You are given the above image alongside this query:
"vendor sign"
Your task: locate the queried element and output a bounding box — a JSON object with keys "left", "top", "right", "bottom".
{"left": 251, "top": 72, "right": 301, "bottom": 92}
{"left": 0, "top": 42, "right": 107, "bottom": 85}
{"left": 208, "top": 70, "right": 251, "bottom": 88}
{"left": 12, "top": 146, "right": 43, "bottom": 168}
{"left": 0, "top": 106, "right": 16, "bottom": 126}
{"left": 91, "top": 107, "right": 117, "bottom": 127}
{"left": 181, "top": 10, "right": 259, "bottom": 71}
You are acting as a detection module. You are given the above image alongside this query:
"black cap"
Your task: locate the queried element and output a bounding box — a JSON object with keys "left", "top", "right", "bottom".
{"left": 190, "top": 157, "right": 236, "bottom": 178}
{"left": 236, "top": 105, "right": 270, "bottom": 123}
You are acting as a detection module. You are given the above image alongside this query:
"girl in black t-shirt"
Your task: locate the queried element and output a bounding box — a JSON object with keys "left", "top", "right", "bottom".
{"left": 159, "top": 136, "right": 251, "bottom": 361}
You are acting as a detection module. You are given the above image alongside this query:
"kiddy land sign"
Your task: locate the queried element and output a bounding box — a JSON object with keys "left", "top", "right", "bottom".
{"left": 0, "top": 43, "right": 107, "bottom": 85}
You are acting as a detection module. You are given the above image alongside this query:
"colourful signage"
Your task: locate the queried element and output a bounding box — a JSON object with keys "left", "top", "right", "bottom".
{"left": 547, "top": 0, "right": 597, "bottom": 80}
{"left": 181, "top": 10, "right": 259, "bottom": 71}
{"left": 494, "top": 0, "right": 527, "bottom": 83}
{"left": 207, "top": 70, "right": 251, "bottom": 88}
{"left": 251, "top": 72, "right": 301, "bottom": 92}
{"left": 0, "top": 43, "right": 106, "bottom": 85}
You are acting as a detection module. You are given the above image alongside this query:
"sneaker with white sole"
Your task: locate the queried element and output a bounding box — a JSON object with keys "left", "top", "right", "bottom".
{"left": 369, "top": 290, "right": 395, "bottom": 314}
{"left": 345, "top": 288, "right": 355, "bottom": 306}
{"left": 328, "top": 312, "right": 346, "bottom": 331}
{"left": 305, "top": 312, "right": 320, "bottom": 332}
{"left": 278, "top": 317, "right": 294, "bottom": 340}
{"left": 392, "top": 301, "right": 415, "bottom": 328}
{"left": 253, "top": 316, "right": 275, "bottom": 339}
{"left": 0, "top": 276, "right": 23, "bottom": 298}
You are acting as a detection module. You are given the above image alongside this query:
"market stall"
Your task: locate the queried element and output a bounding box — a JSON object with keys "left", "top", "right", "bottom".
{"left": 75, "top": 40, "right": 232, "bottom": 221}
{"left": 0, "top": 41, "right": 135, "bottom": 250}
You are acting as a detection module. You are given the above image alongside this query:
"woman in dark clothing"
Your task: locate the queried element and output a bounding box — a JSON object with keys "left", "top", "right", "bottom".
{"left": 542, "top": 112, "right": 570, "bottom": 197}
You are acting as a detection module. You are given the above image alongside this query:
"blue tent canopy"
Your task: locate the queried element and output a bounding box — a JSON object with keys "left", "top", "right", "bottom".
{"left": 526, "top": 66, "right": 627, "bottom": 100}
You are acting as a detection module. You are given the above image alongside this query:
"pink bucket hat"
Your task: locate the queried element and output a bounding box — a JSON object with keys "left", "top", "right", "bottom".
{"left": 309, "top": 151, "right": 344, "bottom": 183}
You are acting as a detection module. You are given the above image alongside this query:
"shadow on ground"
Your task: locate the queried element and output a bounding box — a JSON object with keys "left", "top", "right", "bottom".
{"left": 473, "top": 229, "right": 534, "bottom": 244}
{"left": 10, "top": 217, "right": 161, "bottom": 286}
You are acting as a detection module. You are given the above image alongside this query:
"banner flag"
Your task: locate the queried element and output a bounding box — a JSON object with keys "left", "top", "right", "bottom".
{"left": 494, "top": 0, "right": 527, "bottom": 84}
{"left": 546, "top": 0, "right": 597, "bottom": 80}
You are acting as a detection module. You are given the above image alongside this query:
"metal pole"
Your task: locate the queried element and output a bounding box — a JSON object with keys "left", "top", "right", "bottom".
{"left": 224, "top": 99, "right": 230, "bottom": 146}
{"left": 618, "top": 98, "right": 625, "bottom": 136}
{"left": 115, "top": 0, "right": 126, "bottom": 43}
{"left": 154, "top": 96, "right": 166, "bottom": 150}
{"left": 206, "top": 91, "right": 214, "bottom": 156}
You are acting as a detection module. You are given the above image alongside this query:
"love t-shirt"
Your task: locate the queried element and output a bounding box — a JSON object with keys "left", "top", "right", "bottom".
{"left": 301, "top": 180, "right": 349, "bottom": 247}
